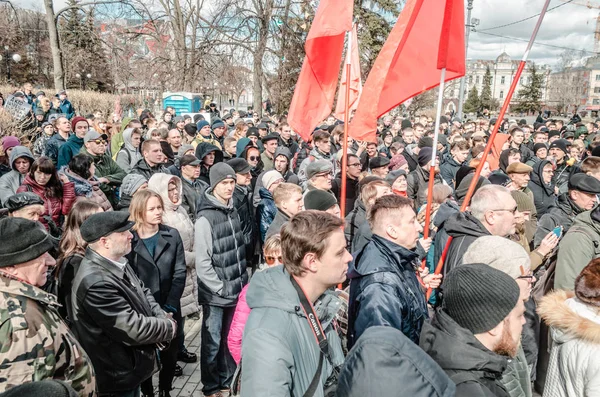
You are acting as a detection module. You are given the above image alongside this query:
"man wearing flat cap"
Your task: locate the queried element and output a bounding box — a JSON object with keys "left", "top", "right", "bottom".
{"left": 0, "top": 217, "right": 96, "bottom": 395}
{"left": 71, "top": 211, "right": 177, "bottom": 397}
{"left": 5, "top": 191, "right": 45, "bottom": 222}
{"left": 506, "top": 162, "right": 538, "bottom": 241}
{"left": 303, "top": 159, "right": 336, "bottom": 199}
{"left": 369, "top": 156, "right": 390, "bottom": 179}
{"left": 260, "top": 133, "right": 279, "bottom": 171}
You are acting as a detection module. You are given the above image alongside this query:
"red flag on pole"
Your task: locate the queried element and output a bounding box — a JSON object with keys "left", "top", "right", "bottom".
{"left": 287, "top": 0, "right": 353, "bottom": 141}
{"left": 348, "top": 0, "right": 465, "bottom": 142}
{"left": 487, "top": 133, "right": 511, "bottom": 171}
{"left": 334, "top": 24, "right": 362, "bottom": 122}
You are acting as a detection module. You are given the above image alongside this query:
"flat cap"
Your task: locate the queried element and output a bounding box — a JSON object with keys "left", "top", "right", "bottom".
{"left": 180, "top": 154, "right": 201, "bottom": 167}
{"left": 369, "top": 156, "right": 390, "bottom": 169}
{"left": 569, "top": 173, "right": 600, "bottom": 194}
{"left": 261, "top": 133, "right": 279, "bottom": 143}
{"left": 5, "top": 192, "right": 44, "bottom": 213}
{"left": 306, "top": 160, "right": 333, "bottom": 180}
{"left": 506, "top": 162, "right": 533, "bottom": 174}
{"left": 81, "top": 211, "right": 134, "bottom": 243}
{"left": 304, "top": 189, "right": 338, "bottom": 211}
{"left": 257, "top": 122, "right": 269, "bottom": 130}
{"left": 227, "top": 158, "right": 252, "bottom": 174}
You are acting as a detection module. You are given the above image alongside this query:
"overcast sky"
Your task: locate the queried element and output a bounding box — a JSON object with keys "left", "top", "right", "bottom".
{"left": 20, "top": 0, "right": 599, "bottom": 67}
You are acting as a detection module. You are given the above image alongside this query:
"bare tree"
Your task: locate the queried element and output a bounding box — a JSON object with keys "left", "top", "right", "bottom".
{"left": 547, "top": 50, "right": 589, "bottom": 114}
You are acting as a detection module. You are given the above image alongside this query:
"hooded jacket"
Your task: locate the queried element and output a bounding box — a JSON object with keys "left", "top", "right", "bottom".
{"left": 534, "top": 192, "right": 584, "bottom": 248}
{"left": 347, "top": 234, "right": 428, "bottom": 348}
{"left": 443, "top": 211, "right": 492, "bottom": 275}
{"left": 337, "top": 326, "right": 456, "bottom": 397}
{"left": 195, "top": 187, "right": 248, "bottom": 307}
{"left": 117, "top": 173, "right": 146, "bottom": 211}
{"left": 538, "top": 290, "right": 600, "bottom": 397}
{"left": 431, "top": 201, "right": 461, "bottom": 272}
{"left": 240, "top": 265, "right": 345, "bottom": 397}
{"left": 0, "top": 146, "right": 35, "bottom": 206}
{"left": 439, "top": 153, "right": 463, "bottom": 188}
{"left": 528, "top": 160, "right": 556, "bottom": 217}
{"left": 131, "top": 158, "right": 171, "bottom": 181}
{"left": 115, "top": 128, "right": 142, "bottom": 173}
{"left": 195, "top": 142, "right": 223, "bottom": 185}
{"left": 148, "top": 173, "right": 200, "bottom": 317}
{"left": 407, "top": 165, "right": 444, "bottom": 209}
{"left": 110, "top": 117, "right": 132, "bottom": 158}
{"left": 57, "top": 134, "right": 84, "bottom": 169}
{"left": 420, "top": 309, "right": 510, "bottom": 397}
{"left": 257, "top": 187, "right": 277, "bottom": 243}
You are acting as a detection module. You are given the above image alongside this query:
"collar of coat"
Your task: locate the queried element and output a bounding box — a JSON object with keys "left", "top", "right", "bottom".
{"left": 0, "top": 271, "right": 60, "bottom": 307}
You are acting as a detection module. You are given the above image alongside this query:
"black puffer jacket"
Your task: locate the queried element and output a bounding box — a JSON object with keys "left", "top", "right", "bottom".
{"left": 131, "top": 158, "right": 171, "bottom": 181}
{"left": 443, "top": 211, "right": 491, "bottom": 274}
{"left": 534, "top": 192, "right": 583, "bottom": 248}
{"left": 528, "top": 160, "right": 556, "bottom": 217}
{"left": 233, "top": 183, "right": 257, "bottom": 263}
{"left": 420, "top": 309, "right": 510, "bottom": 397}
{"left": 71, "top": 248, "right": 174, "bottom": 394}
{"left": 344, "top": 199, "right": 366, "bottom": 249}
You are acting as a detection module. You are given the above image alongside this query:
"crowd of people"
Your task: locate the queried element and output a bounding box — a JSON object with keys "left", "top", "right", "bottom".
{"left": 1, "top": 83, "right": 600, "bottom": 397}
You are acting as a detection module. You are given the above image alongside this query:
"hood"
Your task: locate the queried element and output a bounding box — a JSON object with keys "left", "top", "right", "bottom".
{"left": 197, "top": 187, "right": 233, "bottom": 213}
{"left": 274, "top": 146, "right": 291, "bottom": 161}
{"left": 236, "top": 137, "right": 252, "bottom": 158}
{"left": 538, "top": 290, "right": 600, "bottom": 345}
{"left": 195, "top": 142, "right": 223, "bottom": 164}
{"left": 120, "top": 173, "right": 147, "bottom": 196}
{"left": 337, "top": 326, "right": 455, "bottom": 397}
{"left": 348, "top": 234, "right": 418, "bottom": 279}
{"left": 148, "top": 173, "right": 181, "bottom": 211}
{"left": 529, "top": 159, "right": 555, "bottom": 195}
{"left": 554, "top": 192, "right": 584, "bottom": 218}
{"left": 122, "top": 128, "right": 138, "bottom": 152}
{"left": 444, "top": 211, "right": 491, "bottom": 239}
{"left": 120, "top": 117, "right": 132, "bottom": 133}
{"left": 9, "top": 146, "right": 34, "bottom": 170}
{"left": 420, "top": 309, "right": 508, "bottom": 375}
{"left": 433, "top": 201, "right": 460, "bottom": 228}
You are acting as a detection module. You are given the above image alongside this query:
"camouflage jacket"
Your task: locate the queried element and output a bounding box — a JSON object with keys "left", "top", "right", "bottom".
{"left": 0, "top": 273, "right": 96, "bottom": 396}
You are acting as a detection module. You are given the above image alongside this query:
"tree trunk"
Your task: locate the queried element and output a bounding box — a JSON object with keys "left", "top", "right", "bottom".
{"left": 44, "top": 0, "right": 65, "bottom": 90}
{"left": 252, "top": 0, "right": 274, "bottom": 113}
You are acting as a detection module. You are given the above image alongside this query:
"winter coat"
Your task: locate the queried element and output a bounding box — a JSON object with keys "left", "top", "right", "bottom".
{"left": 70, "top": 247, "right": 174, "bottom": 394}
{"left": 80, "top": 147, "right": 125, "bottom": 208}
{"left": 443, "top": 211, "right": 492, "bottom": 274}
{"left": 241, "top": 265, "right": 345, "bottom": 397}
{"left": 115, "top": 128, "right": 142, "bottom": 173}
{"left": 110, "top": 117, "right": 132, "bottom": 159}
{"left": 33, "top": 133, "right": 52, "bottom": 158}
{"left": 196, "top": 142, "right": 224, "bottom": 185}
{"left": 252, "top": 147, "right": 300, "bottom": 206}
{"left": 148, "top": 173, "right": 200, "bottom": 317}
{"left": 420, "top": 309, "right": 510, "bottom": 397}
{"left": 500, "top": 344, "right": 533, "bottom": 397}
{"left": 534, "top": 193, "right": 584, "bottom": 248}
{"left": 431, "top": 201, "right": 460, "bottom": 272}
{"left": 60, "top": 167, "right": 113, "bottom": 212}
{"left": 43, "top": 133, "right": 67, "bottom": 165}
{"left": 331, "top": 173, "right": 359, "bottom": 217}
{"left": 58, "top": 99, "right": 74, "bottom": 120}
{"left": 227, "top": 283, "right": 250, "bottom": 365}
{"left": 131, "top": 158, "right": 171, "bottom": 181}
{"left": 439, "top": 154, "right": 463, "bottom": 188}
{"left": 407, "top": 165, "right": 444, "bottom": 209}
{"left": 233, "top": 184, "right": 257, "bottom": 263}
{"left": 538, "top": 290, "right": 600, "bottom": 397}
{"left": 266, "top": 208, "right": 290, "bottom": 240}
{"left": 117, "top": 173, "right": 146, "bottom": 212}
{"left": 181, "top": 176, "right": 207, "bottom": 222}
{"left": 17, "top": 174, "right": 76, "bottom": 229}
{"left": 195, "top": 188, "right": 248, "bottom": 307}
{"left": 57, "top": 134, "right": 83, "bottom": 169}
{"left": 552, "top": 162, "right": 574, "bottom": 196}
{"left": 261, "top": 151, "right": 274, "bottom": 171}
{"left": 257, "top": 187, "right": 277, "bottom": 243}
{"left": 555, "top": 209, "right": 600, "bottom": 291}
{"left": 0, "top": 146, "right": 35, "bottom": 206}
{"left": 528, "top": 160, "right": 557, "bottom": 217}
{"left": 514, "top": 143, "right": 534, "bottom": 164}
{"left": 348, "top": 234, "right": 428, "bottom": 348}
{"left": 337, "top": 326, "right": 456, "bottom": 397}
{"left": 344, "top": 199, "right": 367, "bottom": 249}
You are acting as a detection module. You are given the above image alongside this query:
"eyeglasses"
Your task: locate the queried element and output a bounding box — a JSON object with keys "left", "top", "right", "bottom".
{"left": 248, "top": 156, "right": 259, "bottom": 161}
{"left": 90, "top": 139, "right": 106, "bottom": 145}
{"left": 315, "top": 172, "right": 333, "bottom": 178}
{"left": 265, "top": 255, "right": 283, "bottom": 265}
{"left": 491, "top": 206, "right": 517, "bottom": 215}
{"left": 348, "top": 163, "right": 361, "bottom": 168}
{"left": 518, "top": 265, "right": 535, "bottom": 283}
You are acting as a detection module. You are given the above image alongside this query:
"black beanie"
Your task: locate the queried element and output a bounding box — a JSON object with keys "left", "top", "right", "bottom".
{"left": 304, "top": 190, "right": 338, "bottom": 211}
{"left": 443, "top": 263, "right": 520, "bottom": 334}
{"left": 401, "top": 119, "right": 412, "bottom": 130}
{"left": 418, "top": 137, "right": 433, "bottom": 148}
{"left": 533, "top": 143, "right": 547, "bottom": 156}
{"left": 418, "top": 147, "right": 433, "bottom": 167}
{"left": 0, "top": 217, "right": 54, "bottom": 267}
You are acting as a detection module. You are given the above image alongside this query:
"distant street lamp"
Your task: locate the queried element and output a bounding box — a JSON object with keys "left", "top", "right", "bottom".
{"left": 75, "top": 72, "right": 92, "bottom": 90}
{"left": 0, "top": 46, "right": 21, "bottom": 82}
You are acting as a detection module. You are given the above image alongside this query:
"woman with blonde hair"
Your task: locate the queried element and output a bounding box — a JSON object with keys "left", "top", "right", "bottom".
{"left": 232, "top": 120, "right": 249, "bottom": 140}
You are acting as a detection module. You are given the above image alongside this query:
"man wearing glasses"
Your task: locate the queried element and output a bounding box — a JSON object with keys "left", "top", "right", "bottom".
{"left": 81, "top": 130, "right": 125, "bottom": 208}
{"left": 332, "top": 154, "right": 362, "bottom": 216}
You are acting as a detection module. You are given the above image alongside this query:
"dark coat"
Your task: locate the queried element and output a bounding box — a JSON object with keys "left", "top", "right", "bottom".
{"left": 256, "top": 187, "right": 277, "bottom": 243}
{"left": 534, "top": 192, "right": 583, "bottom": 248}
{"left": 439, "top": 154, "right": 463, "bottom": 188}
{"left": 233, "top": 184, "right": 257, "bottom": 262}
{"left": 127, "top": 225, "right": 187, "bottom": 310}
{"left": 265, "top": 208, "right": 290, "bottom": 239}
{"left": 130, "top": 158, "right": 171, "bottom": 181}
{"left": 43, "top": 133, "right": 67, "bottom": 165}
{"left": 57, "top": 134, "right": 84, "bottom": 169}
{"left": 347, "top": 235, "right": 428, "bottom": 349}
{"left": 180, "top": 176, "right": 208, "bottom": 222}
{"left": 420, "top": 309, "right": 510, "bottom": 397}
{"left": 443, "top": 211, "right": 491, "bottom": 275}
{"left": 528, "top": 160, "right": 556, "bottom": 217}
{"left": 331, "top": 173, "right": 359, "bottom": 216}
{"left": 344, "top": 199, "right": 366, "bottom": 249}
{"left": 71, "top": 248, "right": 174, "bottom": 394}
{"left": 337, "top": 326, "right": 456, "bottom": 397}
{"left": 407, "top": 166, "right": 443, "bottom": 209}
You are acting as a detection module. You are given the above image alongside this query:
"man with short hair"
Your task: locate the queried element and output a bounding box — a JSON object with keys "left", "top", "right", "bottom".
{"left": 131, "top": 139, "right": 171, "bottom": 180}
{"left": 278, "top": 122, "right": 298, "bottom": 155}
{"left": 44, "top": 116, "right": 71, "bottom": 165}
{"left": 228, "top": 158, "right": 257, "bottom": 264}
{"left": 57, "top": 90, "right": 75, "bottom": 119}
{"left": 71, "top": 211, "right": 176, "bottom": 396}
{"left": 298, "top": 130, "right": 334, "bottom": 183}
{"left": 266, "top": 182, "right": 303, "bottom": 238}
{"left": 401, "top": 127, "right": 416, "bottom": 145}
{"left": 168, "top": 128, "right": 183, "bottom": 155}
{"left": 509, "top": 126, "right": 533, "bottom": 163}
{"left": 241, "top": 211, "right": 349, "bottom": 396}
{"left": 179, "top": 154, "right": 208, "bottom": 222}
{"left": 261, "top": 133, "right": 279, "bottom": 171}
{"left": 407, "top": 146, "right": 443, "bottom": 209}
{"left": 440, "top": 141, "right": 470, "bottom": 187}
{"left": 0, "top": 218, "right": 96, "bottom": 395}
{"left": 195, "top": 163, "right": 248, "bottom": 397}
{"left": 420, "top": 264, "right": 526, "bottom": 396}
{"left": 348, "top": 195, "right": 440, "bottom": 348}
{"left": 332, "top": 153, "right": 361, "bottom": 216}
{"left": 58, "top": 116, "right": 89, "bottom": 168}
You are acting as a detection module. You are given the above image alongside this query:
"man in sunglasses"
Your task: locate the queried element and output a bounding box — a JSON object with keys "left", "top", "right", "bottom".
{"left": 81, "top": 130, "right": 125, "bottom": 208}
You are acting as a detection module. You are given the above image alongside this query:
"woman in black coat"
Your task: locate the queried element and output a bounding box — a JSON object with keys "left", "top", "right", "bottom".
{"left": 126, "top": 188, "right": 187, "bottom": 397}
{"left": 528, "top": 159, "right": 557, "bottom": 217}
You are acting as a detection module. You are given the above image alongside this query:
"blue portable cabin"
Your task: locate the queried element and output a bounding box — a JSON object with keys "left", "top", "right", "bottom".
{"left": 162, "top": 92, "right": 203, "bottom": 114}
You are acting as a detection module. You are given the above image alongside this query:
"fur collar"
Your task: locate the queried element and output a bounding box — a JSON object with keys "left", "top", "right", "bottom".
{"left": 538, "top": 290, "right": 600, "bottom": 345}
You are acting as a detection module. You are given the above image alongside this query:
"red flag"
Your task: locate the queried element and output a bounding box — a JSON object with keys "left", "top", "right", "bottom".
{"left": 287, "top": 0, "right": 353, "bottom": 141}
{"left": 334, "top": 24, "right": 362, "bottom": 122}
{"left": 349, "top": 0, "right": 465, "bottom": 142}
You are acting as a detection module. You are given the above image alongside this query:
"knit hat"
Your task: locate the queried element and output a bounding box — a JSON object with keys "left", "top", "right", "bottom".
{"left": 71, "top": 116, "right": 88, "bottom": 131}
{"left": 385, "top": 169, "right": 407, "bottom": 185}
{"left": 177, "top": 144, "right": 195, "bottom": 157}
{"left": 173, "top": 116, "right": 184, "bottom": 124}
{"left": 81, "top": 211, "right": 135, "bottom": 244}
{"left": 0, "top": 218, "right": 54, "bottom": 268}
{"left": 212, "top": 120, "right": 225, "bottom": 129}
{"left": 1, "top": 136, "right": 20, "bottom": 152}
{"left": 569, "top": 173, "right": 600, "bottom": 194}
{"left": 574, "top": 259, "right": 600, "bottom": 307}
{"left": 34, "top": 107, "right": 45, "bottom": 116}
{"left": 262, "top": 170, "right": 284, "bottom": 190}
{"left": 548, "top": 130, "right": 561, "bottom": 140}
{"left": 184, "top": 124, "right": 197, "bottom": 137}
{"left": 463, "top": 236, "right": 530, "bottom": 280}
{"left": 442, "top": 263, "right": 521, "bottom": 334}
{"left": 418, "top": 147, "right": 433, "bottom": 167}
{"left": 506, "top": 162, "right": 532, "bottom": 175}
{"left": 304, "top": 190, "right": 338, "bottom": 211}
{"left": 418, "top": 137, "right": 433, "bottom": 148}
{"left": 227, "top": 158, "right": 252, "bottom": 174}
{"left": 209, "top": 162, "right": 236, "bottom": 187}
{"left": 5, "top": 192, "right": 44, "bottom": 213}
{"left": 306, "top": 160, "right": 333, "bottom": 180}
{"left": 401, "top": 119, "right": 413, "bottom": 130}
{"left": 510, "top": 190, "right": 535, "bottom": 213}
{"left": 533, "top": 143, "right": 547, "bottom": 156}
{"left": 549, "top": 138, "right": 569, "bottom": 155}
{"left": 196, "top": 120, "right": 210, "bottom": 131}
{"left": 120, "top": 173, "right": 147, "bottom": 196}
{"left": 389, "top": 154, "right": 408, "bottom": 170}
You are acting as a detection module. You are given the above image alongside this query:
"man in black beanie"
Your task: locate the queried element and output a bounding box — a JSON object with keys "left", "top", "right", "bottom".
{"left": 407, "top": 146, "right": 443, "bottom": 209}
{"left": 420, "top": 263, "right": 525, "bottom": 396}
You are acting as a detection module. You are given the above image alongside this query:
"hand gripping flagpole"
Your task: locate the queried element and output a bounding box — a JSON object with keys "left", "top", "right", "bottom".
{"left": 426, "top": 0, "right": 553, "bottom": 300}
{"left": 339, "top": 26, "right": 353, "bottom": 220}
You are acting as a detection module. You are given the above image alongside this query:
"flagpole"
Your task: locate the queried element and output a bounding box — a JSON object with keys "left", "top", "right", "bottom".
{"left": 426, "top": 0, "right": 552, "bottom": 300}
{"left": 340, "top": 28, "right": 353, "bottom": 220}
{"left": 421, "top": 68, "right": 446, "bottom": 270}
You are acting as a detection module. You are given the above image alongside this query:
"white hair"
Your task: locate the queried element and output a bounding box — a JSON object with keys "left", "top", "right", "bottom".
{"left": 470, "top": 184, "right": 511, "bottom": 221}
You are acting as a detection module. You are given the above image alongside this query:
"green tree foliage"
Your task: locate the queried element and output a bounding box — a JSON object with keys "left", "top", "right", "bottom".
{"left": 479, "top": 65, "right": 498, "bottom": 112}
{"left": 514, "top": 63, "right": 544, "bottom": 114}
{"left": 463, "top": 85, "right": 480, "bottom": 114}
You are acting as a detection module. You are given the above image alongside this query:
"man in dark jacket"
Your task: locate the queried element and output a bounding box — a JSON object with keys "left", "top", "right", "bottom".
{"left": 71, "top": 211, "right": 177, "bottom": 396}
{"left": 444, "top": 185, "right": 517, "bottom": 274}
{"left": 179, "top": 154, "right": 208, "bottom": 222}
{"left": 347, "top": 195, "right": 441, "bottom": 348}
{"left": 407, "top": 147, "right": 443, "bottom": 209}
{"left": 196, "top": 142, "right": 223, "bottom": 185}
{"left": 439, "top": 141, "right": 470, "bottom": 188}
{"left": 549, "top": 139, "right": 573, "bottom": 194}
{"left": 277, "top": 122, "right": 298, "bottom": 156}
{"left": 420, "top": 264, "right": 525, "bottom": 397}
{"left": 44, "top": 116, "right": 71, "bottom": 165}
{"left": 131, "top": 139, "right": 171, "bottom": 181}
{"left": 57, "top": 116, "right": 88, "bottom": 168}
{"left": 228, "top": 158, "right": 258, "bottom": 265}
{"left": 332, "top": 153, "right": 361, "bottom": 216}
{"left": 194, "top": 163, "right": 248, "bottom": 397}
{"left": 252, "top": 146, "right": 300, "bottom": 206}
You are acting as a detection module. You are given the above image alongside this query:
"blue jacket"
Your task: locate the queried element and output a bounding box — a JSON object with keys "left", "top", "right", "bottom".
{"left": 57, "top": 134, "right": 84, "bottom": 169}
{"left": 256, "top": 187, "right": 276, "bottom": 243}
{"left": 59, "top": 99, "right": 75, "bottom": 120}
{"left": 44, "top": 133, "right": 67, "bottom": 165}
{"left": 347, "top": 234, "right": 428, "bottom": 349}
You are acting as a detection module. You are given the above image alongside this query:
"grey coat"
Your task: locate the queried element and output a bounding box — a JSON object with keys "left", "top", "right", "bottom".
{"left": 0, "top": 146, "right": 35, "bottom": 206}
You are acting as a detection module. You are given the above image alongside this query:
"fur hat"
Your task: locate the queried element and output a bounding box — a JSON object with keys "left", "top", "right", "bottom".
{"left": 574, "top": 258, "right": 600, "bottom": 307}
